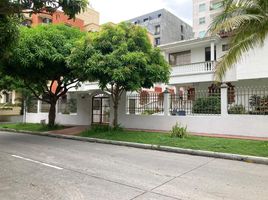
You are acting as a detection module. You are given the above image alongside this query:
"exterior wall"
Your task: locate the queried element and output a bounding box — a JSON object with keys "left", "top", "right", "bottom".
{"left": 27, "top": 7, "right": 100, "bottom": 32}
{"left": 119, "top": 91, "right": 268, "bottom": 137}
{"left": 193, "top": 0, "right": 224, "bottom": 38}
{"left": 25, "top": 93, "right": 91, "bottom": 125}
{"left": 128, "top": 9, "right": 193, "bottom": 46}
{"left": 161, "top": 10, "right": 193, "bottom": 44}
{"left": 162, "top": 36, "right": 268, "bottom": 85}
{"left": 119, "top": 114, "right": 268, "bottom": 137}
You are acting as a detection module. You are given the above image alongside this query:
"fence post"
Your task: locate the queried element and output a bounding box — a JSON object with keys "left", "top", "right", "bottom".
{"left": 164, "top": 88, "right": 170, "bottom": 116}
{"left": 221, "top": 83, "right": 228, "bottom": 116}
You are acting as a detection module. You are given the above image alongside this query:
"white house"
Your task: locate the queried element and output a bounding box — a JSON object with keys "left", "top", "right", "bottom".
{"left": 24, "top": 35, "right": 268, "bottom": 138}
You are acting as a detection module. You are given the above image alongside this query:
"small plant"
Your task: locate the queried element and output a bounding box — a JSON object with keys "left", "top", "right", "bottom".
{"left": 228, "top": 104, "right": 246, "bottom": 114}
{"left": 170, "top": 122, "right": 188, "bottom": 138}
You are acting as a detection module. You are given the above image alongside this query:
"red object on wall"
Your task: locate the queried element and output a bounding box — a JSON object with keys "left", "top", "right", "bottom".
{"left": 154, "top": 87, "right": 162, "bottom": 93}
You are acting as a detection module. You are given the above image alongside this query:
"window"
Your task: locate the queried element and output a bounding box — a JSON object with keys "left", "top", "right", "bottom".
{"left": 21, "top": 19, "right": 32, "bottom": 27}
{"left": 199, "top": 17, "right": 206, "bottom": 25}
{"left": 180, "top": 25, "right": 184, "bottom": 33}
{"left": 155, "top": 25, "right": 160, "bottom": 35}
{"left": 199, "top": 3, "right": 206, "bottom": 12}
{"left": 222, "top": 44, "right": 230, "bottom": 51}
{"left": 169, "top": 50, "right": 191, "bottom": 66}
{"left": 181, "top": 35, "right": 184, "bottom": 40}
{"left": 143, "top": 18, "right": 149, "bottom": 22}
{"left": 42, "top": 17, "right": 52, "bottom": 24}
{"left": 210, "top": 1, "right": 224, "bottom": 10}
{"left": 58, "top": 93, "right": 77, "bottom": 114}
{"left": 155, "top": 37, "right": 160, "bottom": 46}
{"left": 199, "top": 31, "right": 206, "bottom": 38}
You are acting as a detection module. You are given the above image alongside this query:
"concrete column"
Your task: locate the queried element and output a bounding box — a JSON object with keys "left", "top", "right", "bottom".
{"left": 11, "top": 91, "right": 16, "bottom": 104}
{"left": 37, "top": 99, "right": 41, "bottom": 113}
{"left": 163, "top": 88, "right": 170, "bottom": 116}
{"left": 210, "top": 42, "right": 215, "bottom": 61}
{"left": 23, "top": 100, "right": 27, "bottom": 123}
{"left": 221, "top": 83, "right": 228, "bottom": 116}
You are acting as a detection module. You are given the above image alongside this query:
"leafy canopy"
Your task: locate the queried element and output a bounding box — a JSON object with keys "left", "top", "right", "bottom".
{"left": 69, "top": 22, "right": 170, "bottom": 92}
{"left": 209, "top": 0, "right": 268, "bottom": 81}
{"left": 0, "top": 0, "right": 88, "bottom": 19}
{"left": 3, "top": 24, "right": 85, "bottom": 98}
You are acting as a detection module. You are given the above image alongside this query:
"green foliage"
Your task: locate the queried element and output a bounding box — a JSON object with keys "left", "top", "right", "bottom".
{"left": 0, "top": 15, "right": 19, "bottom": 60}
{"left": 142, "top": 109, "right": 157, "bottom": 115}
{"left": 0, "top": 123, "right": 65, "bottom": 132}
{"left": 91, "top": 124, "right": 124, "bottom": 132}
{"left": 80, "top": 129, "right": 268, "bottom": 157}
{"left": 192, "top": 96, "right": 221, "bottom": 114}
{"left": 69, "top": 22, "right": 170, "bottom": 126}
{"left": 170, "top": 123, "right": 188, "bottom": 138}
{"left": 2, "top": 24, "right": 85, "bottom": 126}
{"left": 249, "top": 95, "right": 268, "bottom": 115}
{"left": 228, "top": 104, "right": 246, "bottom": 114}
{"left": 0, "top": 0, "right": 88, "bottom": 19}
{"left": 209, "top": 0, "right": 268, "bottom": 81}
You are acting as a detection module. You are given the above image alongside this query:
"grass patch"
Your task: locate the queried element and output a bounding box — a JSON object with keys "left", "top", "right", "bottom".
{"left": 81, "top": 129, "right": 268, "bottom": 157}
{"left": 0, "top": 123, "right": 65, "bottom": 132}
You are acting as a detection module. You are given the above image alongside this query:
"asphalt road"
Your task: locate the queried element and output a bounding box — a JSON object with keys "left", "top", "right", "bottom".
{"left": 0, "top": 131, "right": 267, "bottom": 200}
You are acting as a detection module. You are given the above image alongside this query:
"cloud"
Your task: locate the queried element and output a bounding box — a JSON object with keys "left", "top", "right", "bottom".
{"left": 90, "top": 0, "right": 192, "bottom": 26}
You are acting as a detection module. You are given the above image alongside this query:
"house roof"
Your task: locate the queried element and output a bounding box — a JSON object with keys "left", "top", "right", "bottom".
{"left": 159, "top": 35, "right": 221, "bottom": 53}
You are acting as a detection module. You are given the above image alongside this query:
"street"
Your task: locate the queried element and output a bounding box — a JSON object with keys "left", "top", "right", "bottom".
{"left": 0, "top": 131, "right": 267, "bottom": 200}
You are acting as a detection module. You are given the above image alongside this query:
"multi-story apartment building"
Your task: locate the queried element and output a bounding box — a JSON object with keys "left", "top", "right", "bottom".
{"left": 193, "top": 0, "right": 224, "bottom": 38}
{"left": 128, "top": 9, "right": 193, "bottom": 46}
{"left": 22, "top": 7, "right": 100, "bottom": 32}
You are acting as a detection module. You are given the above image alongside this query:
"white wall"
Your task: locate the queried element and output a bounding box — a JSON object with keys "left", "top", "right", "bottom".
{"left": 119, "top": 92, "right": 268, "bottom": 138}
{"left": 236, "top": 39, "right": 268, "bottom": 80}
{"left": 26, "top": 93, "right": 92, "bottom": 126}
{"left": 119, "top": 114, "right": 268, "bottom": 137}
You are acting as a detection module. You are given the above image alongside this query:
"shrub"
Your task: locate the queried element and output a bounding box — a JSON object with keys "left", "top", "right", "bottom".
{"left": 192, "top": 96, "right": 221, "bottom": 114}
{"left": 170, "top": 123, "right": 187, "bottom": 138}
{"left": 91, "top": 124, "right": 111, "bottom": 132}
{"left": 228, "top": 105, "right": 246, "bottom": 114}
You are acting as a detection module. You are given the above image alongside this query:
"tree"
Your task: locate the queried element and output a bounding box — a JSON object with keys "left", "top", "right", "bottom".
{"left": 69, "top": 22, "right": 170, "bottom": 127}
{"left": 0, "top": 15, "right": 19, "bottom": 61}
{"left": 0, "top": 0, "right": 88, "bottom": 65}
{"left": 209, "top": 0, "right": 268, "bottom": 81}
{"left": 2, "top": 24, "right": 86, "bottom": 126}
{"left": 0, "top": 0, "right": 88, "bottom": 19}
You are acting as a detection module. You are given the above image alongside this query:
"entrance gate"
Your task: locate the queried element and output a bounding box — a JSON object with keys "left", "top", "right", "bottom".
{"left": 92, "top": 94, "right": 110, "bottom": 124}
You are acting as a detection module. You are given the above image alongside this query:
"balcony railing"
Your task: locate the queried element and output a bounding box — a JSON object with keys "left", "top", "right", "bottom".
{"left": 171, "top": 61, "right": 216, "bottom": 76}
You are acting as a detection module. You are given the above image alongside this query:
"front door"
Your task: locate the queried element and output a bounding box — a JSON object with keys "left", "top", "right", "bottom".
{"left": 92, "top": 94, "right": 110, "bottom": 124}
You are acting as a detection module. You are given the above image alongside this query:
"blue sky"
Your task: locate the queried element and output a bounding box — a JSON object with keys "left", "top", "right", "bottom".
{"left": 90, "top": 0, "right": 193, "bottom": 25}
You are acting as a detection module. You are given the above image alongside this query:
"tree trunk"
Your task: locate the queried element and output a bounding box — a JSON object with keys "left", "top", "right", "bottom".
{"left": 113, "top": 98, "right": 118, "bottom": 127}
{"left": 48, "top": 101, "right": 56, "bottom": 127}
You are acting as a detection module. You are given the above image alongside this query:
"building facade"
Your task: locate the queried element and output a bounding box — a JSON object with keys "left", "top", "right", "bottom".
{"left": 23, "top": 7, "right": 100, "bottom": 32}
{"left": 128, "top": 9, "right": 193, "bottom": 46}
{"left": 193, "top": 0, "right": 224, "bottom": 38}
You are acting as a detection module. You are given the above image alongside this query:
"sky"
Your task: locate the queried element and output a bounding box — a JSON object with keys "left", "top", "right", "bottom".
{"left": 90, "top": 0, "right": 193, "bottom": 26}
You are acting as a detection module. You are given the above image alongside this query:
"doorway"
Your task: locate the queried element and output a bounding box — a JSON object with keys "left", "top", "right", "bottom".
{"left": 92, "top": 94, "right": 110, "bottom": 124}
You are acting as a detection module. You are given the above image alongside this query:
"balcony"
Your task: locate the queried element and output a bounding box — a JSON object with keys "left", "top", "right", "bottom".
{"left": 170, "top": 61, "right": 216, "bottom": 85}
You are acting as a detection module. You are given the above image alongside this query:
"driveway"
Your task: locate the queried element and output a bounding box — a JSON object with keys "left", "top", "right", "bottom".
{"left": 0, "top": 131, "right": 267, "bottom": 200}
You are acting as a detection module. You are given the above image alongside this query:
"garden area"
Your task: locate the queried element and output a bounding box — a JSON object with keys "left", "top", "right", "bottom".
{"left": 80, "top": 125, "right": 268, "bottom": 158}
{"left": 0, "top": 123, "right": 65, "bottom": 132}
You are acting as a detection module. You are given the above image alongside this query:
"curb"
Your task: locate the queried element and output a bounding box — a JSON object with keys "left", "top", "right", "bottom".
{"left": 1, "top": 128, "right": 268, "bottom": 165}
